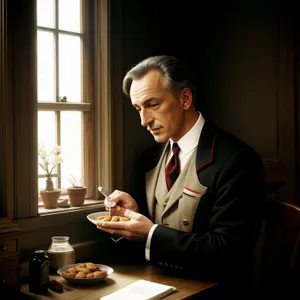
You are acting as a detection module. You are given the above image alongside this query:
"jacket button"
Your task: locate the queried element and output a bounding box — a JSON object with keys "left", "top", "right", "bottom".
{"left": 182, "top": 219, "right": 189, "bottom": 226}
{"left": 163, "top": 201, "right": 167, "bottom": 207}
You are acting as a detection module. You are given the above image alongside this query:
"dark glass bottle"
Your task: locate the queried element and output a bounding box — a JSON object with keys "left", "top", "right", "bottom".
{"left": 29, "top": 250, "right": 50, "bottom": 294}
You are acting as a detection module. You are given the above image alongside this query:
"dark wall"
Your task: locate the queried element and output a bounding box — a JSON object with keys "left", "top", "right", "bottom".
{"left": 111, "top": 0, "right": 297, "bottom": 203}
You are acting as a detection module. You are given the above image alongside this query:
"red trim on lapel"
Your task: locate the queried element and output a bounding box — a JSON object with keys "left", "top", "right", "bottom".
{"left": 196, "top": 135, "right": 216, "bottom": 172}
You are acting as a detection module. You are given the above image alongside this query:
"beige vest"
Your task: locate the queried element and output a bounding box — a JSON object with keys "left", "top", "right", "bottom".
{"left": 145, "top": 143, "right": 208, "bottom": 232}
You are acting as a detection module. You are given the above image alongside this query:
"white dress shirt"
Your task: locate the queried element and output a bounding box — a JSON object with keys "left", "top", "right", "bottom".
{"left": 145, "top": 112, "right": 205, "bottom": 260}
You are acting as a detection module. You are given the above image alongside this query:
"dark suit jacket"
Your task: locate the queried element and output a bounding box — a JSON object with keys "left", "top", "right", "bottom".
{"left": 112, "top": 119, "right": 266, "bottom": 298}
{"left": 129, "top": 119, "right": 266, "bottom": 292}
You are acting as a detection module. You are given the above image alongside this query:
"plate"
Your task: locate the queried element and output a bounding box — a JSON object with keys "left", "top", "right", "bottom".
{"left": 87, "top": 212, "right": 125, "bottom": 243}
{"left": 87, "top": 211, "right": 109, "bottom": 225}
{"left": 87, "top": 211, "right": 131, "bottom": 226}
{"left": 57, "top": 263, "right": 114, "bottom": 285}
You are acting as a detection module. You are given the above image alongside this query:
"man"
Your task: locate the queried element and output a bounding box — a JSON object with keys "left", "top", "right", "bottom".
{"left": 97, "top": 55, "right": 266, "bottom": 297}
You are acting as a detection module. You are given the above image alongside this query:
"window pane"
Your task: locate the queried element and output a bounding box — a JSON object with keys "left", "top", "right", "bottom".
{"left": 59, "top": 34, "right": 82, "bottom": 103}
{"left": 37, "top": 0, "right": 55, "bottom": 28}
{"left": 59, "top": 0, "right": 81, "bottom": 33}
{"left": 60, "top": 111, "right": 83, "bottom": 188}
{"left": 38, "top": 111, "right": 56, "bottom": 154}
{"left": 37, "top": 31, "right": 55, "bottom": 102}
{"left": 38, "top": 111, "right": 57, "bottom": 192}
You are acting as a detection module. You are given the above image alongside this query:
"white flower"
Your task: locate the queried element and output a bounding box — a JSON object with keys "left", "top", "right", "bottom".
{"left": 38, "top": 144, "right": 63, "bottom": 177}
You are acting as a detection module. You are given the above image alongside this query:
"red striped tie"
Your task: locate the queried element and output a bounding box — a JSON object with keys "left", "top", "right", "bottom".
{"left": 165, "top": 143, "right": 181, "bottom": 191}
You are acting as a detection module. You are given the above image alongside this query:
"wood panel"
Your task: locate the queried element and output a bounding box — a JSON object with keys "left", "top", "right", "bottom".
{"left": 116, "top": 0, "right": 296, "bottom": 204}
{"left": 0, "top": 218, "right": 20, "bottom": 295}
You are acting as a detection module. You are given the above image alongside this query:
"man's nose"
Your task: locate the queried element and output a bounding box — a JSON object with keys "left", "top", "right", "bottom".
{"left": 140, "top": 110, "right": 153, "bottom": 127}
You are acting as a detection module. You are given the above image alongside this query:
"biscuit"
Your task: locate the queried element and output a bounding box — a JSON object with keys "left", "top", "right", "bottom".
{"left": 95, "top": 215, "right": 130, "bottom": 222}
{"left": 76, "top": 267, "right": 91, "bottom": 273}
{"left": 86, "top": 272, "right": 94, "bottom": 278}
{"left": 75, "top": 271, "right": 87, "bottom": 278}
{"left": 67, "top": 267, "right": 78, "bottom": 273}
{"left": 93, "top": 270, "right": 107, "bottom": 278}
{"left": 62, "top": 271, "right": 76, "bottom": 278}
{"left": 86, "top": 262, "right": 99, "bottom": 272}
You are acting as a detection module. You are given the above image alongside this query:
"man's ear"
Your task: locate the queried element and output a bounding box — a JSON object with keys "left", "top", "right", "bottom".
{"left": 180, "top": 88, "right": 193, "bottom": 110}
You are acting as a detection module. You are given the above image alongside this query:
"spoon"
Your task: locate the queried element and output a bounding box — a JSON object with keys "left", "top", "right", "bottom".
{"left": 97, "top": 186, "right": 115, "bottom": 207}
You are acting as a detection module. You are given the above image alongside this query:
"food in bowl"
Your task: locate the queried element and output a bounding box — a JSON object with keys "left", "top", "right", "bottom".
{"left": 95, "top": 215, "right": 130, "bottom": 222}
{"left": 61, "top": 262, "right": 107, "bottom": 279}
{"left": 87, "top": 212, "right": 131, "bottom": 225}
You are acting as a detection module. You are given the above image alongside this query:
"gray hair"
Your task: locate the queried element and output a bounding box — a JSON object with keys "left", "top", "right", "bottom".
{"left": 122, "top": 55, "right": 196, "bottom": 102}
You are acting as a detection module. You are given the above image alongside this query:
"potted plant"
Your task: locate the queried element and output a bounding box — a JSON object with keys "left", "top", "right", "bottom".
{"left": 67, "top": 175, "right": 87, "bottom": 207}
{"left": 38, "top": 144, "right": 63, "bottom": 209}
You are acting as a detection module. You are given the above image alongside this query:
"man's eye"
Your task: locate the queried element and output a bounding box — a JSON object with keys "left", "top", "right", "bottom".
{"left": 149, "top": 103, "right": 158, "bottom": 107}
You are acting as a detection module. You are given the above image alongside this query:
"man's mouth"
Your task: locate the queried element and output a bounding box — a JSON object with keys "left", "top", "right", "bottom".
{"left": 149, "top": 126, "right": 162, "bottom": 133}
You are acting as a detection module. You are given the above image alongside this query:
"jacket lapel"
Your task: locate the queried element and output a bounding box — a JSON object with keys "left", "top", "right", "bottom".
{"left": 195, "top": 120, "right": 216, "bottom": 172}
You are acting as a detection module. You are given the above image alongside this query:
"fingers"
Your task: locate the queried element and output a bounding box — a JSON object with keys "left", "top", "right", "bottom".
{"left": 105, "top": 190, "right": 139, "bottom": 213}
{"left": 105, "top": 205, "right": 127, "bottom": 215}
{"left": 97, "top": 210, "right": 151, "bottom": 241}
{"left": 110, "top": 189, "right": 120, "bottom": 197}
{"left": 109, "top": 189, "right": 122, "bottom": 201}
{"left": 105, "top": 205, "right": 120, "bottom": 212}
{"left": 104, "top": 190, "right": 123, "bottom": 209}
{"left": 116, "top": 206, "right": 126, "bottom": 215}
{"left": 104, "top": 198, "right": 116, "bottom": 208}
{"left": 124, "top": 209, "right": 141, "bottom": 220}
{"left": 104, "top": 208, "right": 140, "bottom": 220}
{"left": 97, "top": 219, "right": 128, "bottom": 230}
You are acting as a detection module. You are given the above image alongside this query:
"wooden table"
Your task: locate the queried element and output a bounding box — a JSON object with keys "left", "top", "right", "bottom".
{"left": 19, "top": 263, "right": 217, "bottom": 299}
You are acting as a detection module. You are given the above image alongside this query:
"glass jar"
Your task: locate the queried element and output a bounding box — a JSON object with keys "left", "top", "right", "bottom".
{"left": 47, "top": 236, "right": 75, "bottom": 271}
{"left": 29, "top": 250, "right": 49, "bottom": 294}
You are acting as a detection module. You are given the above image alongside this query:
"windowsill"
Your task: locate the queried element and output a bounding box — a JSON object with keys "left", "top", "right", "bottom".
{"left": 38, "top": 198, "right": 104, "bottom": 215}
{"left": 15, "top": 199, "right": 106, "bottom": 231}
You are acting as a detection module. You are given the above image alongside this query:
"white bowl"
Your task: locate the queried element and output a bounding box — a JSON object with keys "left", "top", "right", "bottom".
{"left": 87, "top": 211, "right": 127, "bottom": 243}
{"left": 57, "top": 263, "right": 114, "bottom": 285}
{"left": 87, "top": 211, "right": 109, "bottom": 225}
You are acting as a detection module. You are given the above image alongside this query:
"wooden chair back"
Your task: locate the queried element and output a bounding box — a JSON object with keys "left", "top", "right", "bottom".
{"left": 254, "top": 200, "right": 300, "bottom": 296}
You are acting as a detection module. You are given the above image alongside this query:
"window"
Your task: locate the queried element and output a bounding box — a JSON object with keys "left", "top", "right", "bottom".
{"left": 37, "top": 0, "right": 90, "bottom": 199}
{"left": 34, "top": 0, "right": 114, "bottom": 213}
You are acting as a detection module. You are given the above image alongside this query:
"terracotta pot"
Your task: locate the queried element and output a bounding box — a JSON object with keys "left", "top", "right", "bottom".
{"left": 67, "top": 187, "right": 87, "bottom": 207}
{"left": 40, "top": 190, "right": 61, "bottom": 209}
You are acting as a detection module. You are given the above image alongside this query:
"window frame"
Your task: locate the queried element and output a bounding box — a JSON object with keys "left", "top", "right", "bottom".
{"left": 37, "top": 0, "right": 91, "bottom": 197}
{"left": 36, "top": 0, "right": 97, "bottom": 202}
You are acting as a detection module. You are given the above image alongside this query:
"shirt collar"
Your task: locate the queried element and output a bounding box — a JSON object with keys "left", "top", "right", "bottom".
{"left": 169, "top": 112, "right": 205, "bottom": 153}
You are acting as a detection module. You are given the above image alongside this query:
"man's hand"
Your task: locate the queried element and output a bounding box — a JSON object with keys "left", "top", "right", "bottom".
{"left": 105, "top": 190, "right": 139, "bottom": 215}
{"left": 97, "top": 209, "right": 154, "bottom": 241}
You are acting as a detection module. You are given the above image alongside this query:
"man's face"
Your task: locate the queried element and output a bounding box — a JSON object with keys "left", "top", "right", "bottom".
{"left": 130, "top": 70, "right": 187, "bottom": 143}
